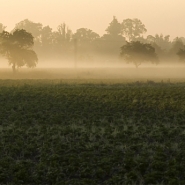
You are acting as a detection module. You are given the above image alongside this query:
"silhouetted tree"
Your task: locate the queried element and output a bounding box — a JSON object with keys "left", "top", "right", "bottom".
{"left": 146, "top": 35, "right": 155, "bottom": 43}
{"left": 122, "top": 19, "right": 147, "bottom": 41}
{"left": 171, "top": 37, "right": 184, "bottom": 52}
{"left": 39, "top": 25, "right": 54, "bottom": 58}
{"left": 146, "top": 34, "right": 171, "bottom": 61}
{"left": 150, "top": 42, "right": 168, "bottom": 62}
{"left": 106, "top": 16, "right": 122, "bottom": 36}
{"left": 0, "top": 23, "right": 6, "bottom": 33}
{"left": 169, "top": 37, "right": 184, "bottom": 61}
{"left": 55, "top": 23, "right": 73, "bottom": 55}
{"left": 97, "top": 34, "right": 126, "bottom": 57}
{"left": 13, "top": 19, "right": 43, "bottom": 53}
{"left": 147, "top": 34, "right": 171, "bottom": 50}
{"left": 57, "top": 23, "right": 72, "bottom": 42}
{"left": 177, "top": 48, "right": 185, "bottom": 61}
{"left": 0, "top": 29, "right": 38, "bottom": 72}
{"left": 73, "top": 28, "right": 100, "bottom": 60}
{"left": 13, "top": 19, "right": 42, "bottom": 38}
{"left": 97, "top": 17, "right": 125, "bottom": 58}
{"left": 73, "top": 28, "right": 99, "bottom": 43}
{"left": 50, "top": 23, "right": 73, "bottom": 60}
{"left": 41, "top": 26, "right": 53, "bottom": 46}
{"left": 179, "top": 37, "right": 185, "bottom": 44}
{"left": 120, "top": 41, "right": 158, "bottom": 68}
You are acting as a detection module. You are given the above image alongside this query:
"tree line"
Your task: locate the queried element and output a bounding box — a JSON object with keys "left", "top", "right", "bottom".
{"left": 1, "top": 16, "right": 185, "bottom": 71}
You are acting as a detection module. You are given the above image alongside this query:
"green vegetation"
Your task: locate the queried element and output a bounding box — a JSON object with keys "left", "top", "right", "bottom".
{"left": 1, "top": 80, "right": 185, "bottom": 184}
{"left": 0, "top": 29, "right": 38, "bottom": 72}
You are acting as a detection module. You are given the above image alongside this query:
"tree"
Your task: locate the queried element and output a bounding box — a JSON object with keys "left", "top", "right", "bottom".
{"left": 122, "top": 19, "right": 147, "bottom": 41}
{"left": 105, "top": 16, "right": 122, "bottom": 36}
{"left": 57, "top": 23, "right": 73, "bottom": 42}
{"left": 170, "top": 37, "right": 184, "bottom": 53}
{"left": 146, "top": 34, "right": 171, "bottom": 61}
{"left": 73, "top": 28, "right": 99, "bottom": 43}
{"left": 147, "top": 34, "right": 171, "bottom": 50}
{"left": 41, "top": 26, "right": 53, "bottom": 46}
{"left": 168, "top": 37, "right": 184, "bottom": 61}
{"left": 0, "top": 29, "right": 38, "bottom": 72}
{"left": 73, "top": 28, "right": 100, "bottom": 60}
{"left": 120, "top": 41, "right": 158, "bottom": 68}
{"left": 177, "top": 48, "right": 185, "bottom": 61}
{"left": 0, "top": 23, "right": 6, "bottom": 33}
{"left": 95, "top": 16, "right": 125, "bottom": 58}
{"left": 50, "top": 23, "right": 73, "bottom": 59}
{"left": 97, "top": 34, "right": 126, "bottom": 57}
{"left": 13, "top": 19, "right": 42, "bottom": 38}
{"left": 54, "top": 23, "right": 73, "bottom": 52}
{"left": 13, "top": 19, "right": 43, "bottom": 53}
{"left": 29, "top": 25, "right": 54, "bottom": 60}
{"left": 175, "top": 38, "right": 185, "bottom": 61}
{"left": 150, "top": 42, "right": 168, "bottom": 62}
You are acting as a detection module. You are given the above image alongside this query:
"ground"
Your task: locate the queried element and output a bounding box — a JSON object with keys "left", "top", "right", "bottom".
{"left": 1, "top": 69, "right": 185, "bottom": 184}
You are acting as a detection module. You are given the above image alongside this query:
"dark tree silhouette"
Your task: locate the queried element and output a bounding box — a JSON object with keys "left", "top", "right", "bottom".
{"left": 73, "top": 28, "right": 100, "bottom": 60}
{"left": 122, "top": 19, "right": 147, "bottom": 41}
{"left": 52, "top": 23, "right": 73, "bottom": 57}
{"left": 41, "top": 26, "right": 53, "bottom": 47}
{"left": 177, "top": 48, "right": 185, "bottom": 61}
{"left": 120, "top": 41, "right": 158, "bottom": 68}
{"left": 97, "top": 17, "right": 125, "bottom": 58}
{"left": 13, "top": 19, "right": 42, "bottom": 38}
{"left": 147, "top": 34, "right": 171, "bottom": 50}
{"left": 57, "top": 23, "right": 72, "bottom": 42}
{"left": 0, "top": 23, "right": 6, "bottom": 33}
{"left": 73, "top": 28, "right": 99, "bottom": 43}
{"left": 0, "top": 29, "right": 38, "bottom": 72}
{"left": 40, "top": 26, "right": 54, "bottom": 58}
{"left": 105, "top": 16, "right": 122, "bottom": 36}
{"left": 98, "top": 33, "right": 126, "bottom": 57}
{"left": 170, "top": 38, "right": 184, "bottom": 54}
{"left": 168, "top": 37, "right": 184, "bottom": 61}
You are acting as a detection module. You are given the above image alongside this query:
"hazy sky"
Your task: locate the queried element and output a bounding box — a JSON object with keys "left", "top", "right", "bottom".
{"left": 1, "top": 0, "right": 185, "bottom": 39}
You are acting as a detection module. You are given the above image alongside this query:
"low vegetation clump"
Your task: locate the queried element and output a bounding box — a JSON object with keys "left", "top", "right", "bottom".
{"left": 1, "top": 80, "right": 185, "bottom": 184}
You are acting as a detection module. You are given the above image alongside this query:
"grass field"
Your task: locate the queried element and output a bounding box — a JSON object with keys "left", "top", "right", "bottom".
{"left": 1, "top": 76, "right": 185, "bottom": 184}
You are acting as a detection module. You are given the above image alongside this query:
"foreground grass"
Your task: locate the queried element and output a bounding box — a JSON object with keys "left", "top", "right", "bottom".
{"left": 1, "top": 80, "right": 185, "bottom": 184}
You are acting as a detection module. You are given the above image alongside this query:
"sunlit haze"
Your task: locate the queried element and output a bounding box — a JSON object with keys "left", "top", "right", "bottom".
{"left": 1, "top": 0, "right": 185, "bottom": 80}
{"left": 1, "top": 0, "right": 185, "bottom": 39}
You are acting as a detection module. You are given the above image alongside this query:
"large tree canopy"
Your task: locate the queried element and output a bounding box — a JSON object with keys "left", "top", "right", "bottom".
{"left": 122, "top": 19, "right": 147, "bottom": 41}
{"left": 72, "top": 28, "right": 100, "bottom": 61}
{"left": 177, "top": 48, "right": 185, "bottom": 61}
{"left": 147, "top": 34, "right": 171, "bottom": 50}
{"left": 0, "top": 23, "right": 6, "bottom": 33}
{"left": 73, "top": 28, "right": 100, "bottom": 43}
{"left": 13, "top": 19, "right": 42, "bottom": 38}
{"left": 53, "top": 23, "right": 73, "bottom": 55}
{"left": 0, "top": 29, "right": 38, "bottom": 72}
{"left": 57, "top": 23, "right": 73, "bottom": 42}
{"left": 105, "top": 16, "right": 122, "bottom": 36}
{"left": 120, "top": 41, "right": 158, "bottom": 68}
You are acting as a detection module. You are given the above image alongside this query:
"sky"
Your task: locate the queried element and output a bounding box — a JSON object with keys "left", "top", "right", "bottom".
{"left": 0, "top": 0, "right": 185, "bottom": 40}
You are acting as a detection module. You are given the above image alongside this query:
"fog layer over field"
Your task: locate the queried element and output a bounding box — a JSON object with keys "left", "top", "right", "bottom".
{"left": 1, "top": 57, "right": 185, "bottom": 81}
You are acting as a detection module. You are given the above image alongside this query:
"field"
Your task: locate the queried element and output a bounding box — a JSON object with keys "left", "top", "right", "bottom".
{"left": 1, "top": 65, "right": 185, "bottom": 80}
{"left": 1, "top": 68, "right": 185, "bottom": 184}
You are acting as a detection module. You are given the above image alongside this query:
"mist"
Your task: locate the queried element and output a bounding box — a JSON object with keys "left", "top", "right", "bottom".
{"left": 1, "top": 2, "right": 185, "bottom": 82}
